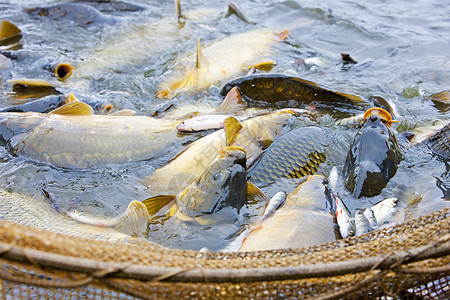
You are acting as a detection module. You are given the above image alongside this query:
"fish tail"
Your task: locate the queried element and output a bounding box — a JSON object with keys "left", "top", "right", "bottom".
{"left": 112, "top": 201, "right": 150, "bottom": 238}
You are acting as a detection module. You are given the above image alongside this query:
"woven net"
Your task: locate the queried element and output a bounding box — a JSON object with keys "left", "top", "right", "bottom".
{"left": 0, "top": 207, "right": 448, "bottom": 299}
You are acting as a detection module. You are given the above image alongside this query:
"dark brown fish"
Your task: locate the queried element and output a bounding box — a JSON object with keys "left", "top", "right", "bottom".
{"left": 25, "top": 3, "right": 117, "bottom": 26}
{"left": 422, "top": 122, "right": 450, "bottom": 161}
{"left": 220, "top": 73, "right": 368, "bottom": 111}
{"left": 343, "top": 108, "right": 402, "bottom": 198}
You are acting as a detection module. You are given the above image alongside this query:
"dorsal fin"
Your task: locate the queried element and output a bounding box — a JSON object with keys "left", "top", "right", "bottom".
{"left": 142, "top": 195, "right": 176, "bottom": 216}
{"left": 7, "top": 78, "right": 54, "bottom": 87}
{"left": 64, "top": 92, "right": 79, "bottom": 104}
{"left": 247, "top": 182, "right": 270, "bottom": 204}
{"left": 0, "top": 20, "right": 21, "bottom": 39}
{"left": 196, "top": 38, "right": 209, "bottom": 69}
{"left": 49, "top": 102, "right": 94, "bottom": 115}
{"left": 224, "top": 116, "right": 243, "bottom": 146}
{"left": 216, "top": 86, "right": 246, "bottom": 113}
{"left": 174, "top": 0, "right": 182, "bottom": 19}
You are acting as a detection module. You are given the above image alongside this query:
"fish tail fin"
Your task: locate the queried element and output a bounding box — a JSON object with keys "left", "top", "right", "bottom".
{"left": 142, "top": 195, "right": 176, "bottom": 216}
{"left": 112, "top": 201, "right": 150, "bottom": 238}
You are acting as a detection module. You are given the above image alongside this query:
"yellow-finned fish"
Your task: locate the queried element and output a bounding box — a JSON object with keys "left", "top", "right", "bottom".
{"left": 238, "top": 175, "right": 339, "bottom": 251}
{"left": 143, "top": 109, "right": 296, "bottom": 196}
{"left": 0, "top": 189, "right": 155, "bottom": 245}
{"left": 156, "top": 28, "right": 289, "bottom": 99}
{"left": 0, "top": 101, "right": 183, "bottom": 168}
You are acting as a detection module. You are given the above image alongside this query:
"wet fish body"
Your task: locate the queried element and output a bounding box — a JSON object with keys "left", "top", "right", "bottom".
{"left": 156, "top": 29, "right": 289, "bottom": 99}
{"left": 370, "top": 197, "right": 399, "bottom": 225}
{"left": 334, "top": 193, "right": 355, "bottom": 238}
{"left": 220, "top": 73, "right": 367, "bottom": 110}
{"left": 0, "top": 94, "right": 67, "bottom": 113}
{"left": 0, "top": 103, "right": 182, "bottom": 168}
{"left": 247, "top": 126, "right": 329, "bottom": 191}
{"left": 354, "top": 209, "right": 370, "bottom": 236}
{"left": 177, "top": 114, "right": 245, "bottom": 132}
{"left": 422, "top": 122, "right": 450, "bottom": 161}
{"left": 343, "top": 109, "right": 401, "bottom": 198}
{"left": 0, "top": 189, "right": 152, "bottom": 244}
{"left": 238, "top": 175, "right": 338, "bottom": 251}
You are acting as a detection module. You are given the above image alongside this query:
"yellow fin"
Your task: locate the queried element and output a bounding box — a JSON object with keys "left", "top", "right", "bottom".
{"left": 277, "top": 29, "right": 290, "bottom": 40}
{"left": 247, "top": 182, "right": 270, "bottom": 204}
{"left": 174, "top": 0, "right": 182, "bottom": 19}
{"left": 217, "top": 86, "right": 246, "bottom": 113}
{"left": 224, "top": 116, "right": 243, "bottom": 146}
{"left": 112, "top": 201, "right": 150, "bottom": 238}
{"left": 0, "top": 20, "right": 21, "bottom": 39}
{"left": 49, "top": 101, "right": 94, "bottom": 115}
{"left": 8, "top": 78, "right": 54, "bottom": 87}
{"left": 109, "top": 109, "right": 136, "bottom": 116}
{"left": 249, "top": 60, "right": 276, "bottom": 72}
{"left": 142, "top": 195, "right": 176, "bottom": 216}
{"left": 196, "top": 38, "right": 209, "bottom": 69}
{"left": 64, "top": 92, "right": 79, "bottom": 104}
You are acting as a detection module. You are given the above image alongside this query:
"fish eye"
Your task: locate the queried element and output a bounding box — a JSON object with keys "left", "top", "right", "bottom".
{"left": 213, "top": 173, "right": 224, "bottom": 181}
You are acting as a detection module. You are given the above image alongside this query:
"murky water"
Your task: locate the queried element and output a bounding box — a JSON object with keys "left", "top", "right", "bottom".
{"left": 0, "top": 0, "right": 448, "bottom": 250}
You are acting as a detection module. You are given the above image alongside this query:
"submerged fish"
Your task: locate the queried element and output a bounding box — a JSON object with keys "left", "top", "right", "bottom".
{"left": 156, "top": 28, "right": 289, "bottom": 99}
{"left": 334, "top": 192, "right": 355, "bottom": 238}
{"left": 0, "top": 93, "right": 71, "bottom": 113}
{"left": 0, "top": 189, "right": 154, "bottom": 244}
{"left": 25, "top": 3, "right": 117, "bottom": 26}
{"left": 343, "top": 108, "right": 402, "bottom": 198}
{"left": 220, "top": 73, "right": 368, "bottom": 110}
{"left": 144, "top": 109, "right": 295, "bottom": 196}
{"left": 247, "top": 126, "right": 330, "bottom": 192}
{"left": 238, "top": 175, "right": 339, "bottom": 251}
{"left": 0, "top": 102, "right": 184, "bottom": 168}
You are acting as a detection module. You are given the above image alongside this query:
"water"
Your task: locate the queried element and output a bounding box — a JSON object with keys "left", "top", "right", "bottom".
{"left": 0, "top": 0, "right": 448, "bottom": 250}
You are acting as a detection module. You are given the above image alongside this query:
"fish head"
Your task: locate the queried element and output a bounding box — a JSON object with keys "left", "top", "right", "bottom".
{"left": 344, "top": 112, "right": 401, "bottom": 198}
{"left": 178, "top": 146, "right": 247, "bottom": 216}
{"left": 286, "top": 175, "right": 335, "bottom": 211}
{"left": 177, "top": 118, "right": 196, "bottom": 132}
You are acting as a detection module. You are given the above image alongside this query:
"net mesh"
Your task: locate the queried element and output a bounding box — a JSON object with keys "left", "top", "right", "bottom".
{"left": 0, "top": 207, "right": 448, "bottom": 299}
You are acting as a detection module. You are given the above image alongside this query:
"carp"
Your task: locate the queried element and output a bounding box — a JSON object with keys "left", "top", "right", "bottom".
{"left": 0, "top": 188, "right": 154, "bottom": 244}
{"left": 156, "top": 28, "right": 289, "bottom": 99}
{"left": 220, "top": 73, "right": 368, "bottom": 111}
{"left": 238, "top": 175, "right": 339, "bottom": 251}
{"left": 343, "top": 108, "right": 402, "bottom": 198}
{"left": 143, "top": 109, "right": 296, "bottom": 196}
{"left": 421, "top": 122, "right": 450, "bottom": 161}
{"left": 247, "top": 126, "right": 331, "bottom": 194}
{"left": 0, "top": 101, "right": 185, "bottom": 168}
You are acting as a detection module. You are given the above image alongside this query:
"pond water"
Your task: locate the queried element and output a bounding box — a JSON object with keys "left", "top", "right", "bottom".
{"left": 0, "top": 0, "right": 448, "bottom": 251}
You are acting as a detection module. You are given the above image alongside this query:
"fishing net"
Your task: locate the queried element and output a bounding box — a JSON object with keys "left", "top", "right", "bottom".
{"left": 0, "top": 207, "right": 448, "bottom": 299}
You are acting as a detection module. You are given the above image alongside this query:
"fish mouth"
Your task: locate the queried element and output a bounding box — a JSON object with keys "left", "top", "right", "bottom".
{"left": 362, "top": 107, "right": 398, "bottom": 127}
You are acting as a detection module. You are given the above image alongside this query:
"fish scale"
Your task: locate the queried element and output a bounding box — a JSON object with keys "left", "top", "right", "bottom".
{"left": 248, "top": 126, "right": 329, "bottom": 188}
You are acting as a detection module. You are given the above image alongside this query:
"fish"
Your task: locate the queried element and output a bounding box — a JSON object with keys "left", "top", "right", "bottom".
{"left": 247, "top": 126, "right": 330, "bottom": 193}
{"left": 421, "top": 122, "right": 450, "bottom": 161}
{"left": 0, "top": 188, "right": 156, "bottom": 244}
{"left": 369, "top": 197, "right": 399, "bottom": 226}
{"left": 334, "top": 193, "right": 355, "bottom": 238}
{"left": 238, "top": 175, "right": 339, "bottom": 251}
{"left": 143, "top": 147, "right": 249, "bottom": 221}
{"left": 354, "top": 209, "right": 370, "bottom": 236}
{"left": 7, "top": 78, "right": 62, "bottom": 100}
{"left": 25, "top": 3, "right": 117, "bottom": 26}
{"left": 143, "top": 109, "right": 296, "bottom": 196}
{"left": 156, "top": 28, "right": 289, "bottom": 99}
{"left": 220, "top": 73, "right": 368, "bottom": 111}
{"left": 428, "top": 90, "right": 449, "bottom": 112}
{"left": 177, "top": 114, "right": 242, "bottom": 132}
{"left": 343, "top": 108, "right": 402, "bottom": 198}
{"left": 0, "top": 101, "right": 186, "bottom": 168}
{"left": 70, "top": 2, "right": 219, "bottom": 80}
{"left": 0, "top": 93, "right": 73, "bottom": 113}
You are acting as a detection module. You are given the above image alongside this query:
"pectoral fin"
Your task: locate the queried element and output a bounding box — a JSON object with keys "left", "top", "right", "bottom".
{"left": 196, "top": 38, "right": 209, "bottom": 69}
{"left": 247, "top": 182, "right": 270, "bottom": 204}
{"left": 224, "top": 116, "right": 243, "bottom": 146}
{"left": 8, "top": 78, "right": 54, "bottom": 87}
{"left": 111, "top": 201, "right": 150, "bottom": 238}
{"left": 49, "top": 101, "right": 94, "bottom": 115}
{"left": 249, "top": 60, "right": 276, "bottom": 72}
{"left": 142, "top": 195, "right": 176, "bottom": 216}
